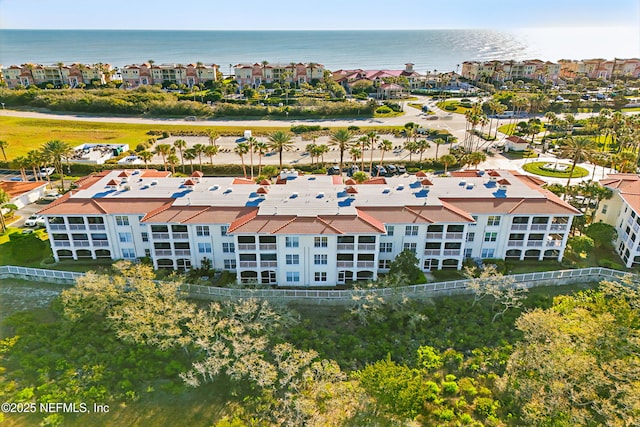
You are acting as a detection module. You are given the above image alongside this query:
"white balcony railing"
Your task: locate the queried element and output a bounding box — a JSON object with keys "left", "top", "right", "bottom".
{"left": 546, "top": 240, "right": 562, "bottom": 247}
{"left": 549, "top": 224, "right": 567, "bottom": 231}
{"left": 152, "top": 232, "right": 170, "bottom": 240}
{"left": 356, "top": 261, "right": 375, "bottom": 268}
{"left": 172, "top": 232, "right": 189, "bottom": 240}
{"left": 155, "top": 249, "right": 173, "bottom": 256}
{"left": 445, "top": 233, "right": 464, "bottom": 240}
{"left": 49, "top": 224, "right": 66, "bottom": 230}
{"left": 259, "top": 243, "right": 277, "bottom": 251}
{"left": 92, "top": 241, "right": 109, "bottom": 247}
{"left": 426, "top": 232, "right": 443, "bottom": 239}
{"left": 527, "top": 241, "right": 544, "bottom": 247}
{"left": 337, "top": 244, "right": 354, "bottom": 251}
{"left": 336, "top": 261, "right": 354, "bottom": 268}
{"left": 508, "top": 241, "right": 524, "bottom": 247}
{"left": 238, "top": 244, "right": 257, "bottom": 251}
{"left": 73, "top": 241, "right": 90, "bottom": 247}
{"left": 239, "top": 261, "right": 258, "bottom": 268}
{"left": 174, "top": 249, "right": 191, "bottom": 256}
{"left": 52, "top": 240, "right": 71, "bottom": 247}
{"left": 530, "top": 224, "right": 548, "bottom": 231}
{"left": 68, "top": 224, "right": 86, "bottom": 231}
{"left": 260, "top": 261, "right": 277, "bottom": 268}
{"left": 88, "top": 224, "right": 106, "bottom": 230}
{"left": 424, "top": 249, "right": 441, "bottom": 256}
{"left": 358, "top": 243, "right": 376, "bottom": 251}
{"left": 511, "top": 224, "right": 529, "bottom": 230}
{"left": 443, "top": 249, "right": 461, "bottom": 256}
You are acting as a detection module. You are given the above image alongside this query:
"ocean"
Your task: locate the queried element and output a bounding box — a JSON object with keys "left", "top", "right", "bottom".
{"left": 1, "top": 28, "right": 638, "bottom": 73}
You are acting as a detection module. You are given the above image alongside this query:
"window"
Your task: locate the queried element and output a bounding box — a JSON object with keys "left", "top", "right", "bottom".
{"left": 484, "top": 232, "right": 498, "bottom": 242}
{"left": 224, "top": 259, "right": 237, "bottom": 269}
{"left": 386, "top": 225, "right": 394, "bottom": 236}
{"left": 91, "top": 233, "right": 107, "bottom": 241}
{"left": 144, "top": 249, "right": 151, "bottom": 257}
{"left": 314, "top": 254, "right": 328, "bottom": 265}
{"left": 466, "top": 232, "right": 475, "bottom": 242}
{"left": 141, "top": 232, "right": 149, "bottom": 242}
{"left": 405, "top": 225, "right": 419, "bottom": 236}
{"left": 220, "top": 225, "right": 229, "bottom": 236}
{"left": 196, "top": 226, "right": 210, "bottom": 236}
{"left": 314, "top": 272, "right": 327, "bottom": 282}
{"left": 118, "top": 232, "right": 133, "bottom": 243}
{"left": 286, "top": 254, "right": 300, "bottom": 265}
{"left": 286, "top": 272, "right": 300, "bottom": 283}
{"left": 481, "top": 248, "right": 495, "bottom": 258}
{"left": 379, "top": 242, "right": 393, "bottom": 253}
{"left": 602, "top": 205, "right": 608, "bottom": 214}
{"left": 470, "top": 215, "right": 478, "bottom": 226}
{"left": 403, "top": 242, "right": 417, "bottom": 253}
{"left": 198, "top": 242, "right": 212, "bottom": 253}
{"left": 379, "top": 259, "right": 391, "bottom": 269}
{"left": 487, "top": 215, "right": 501, "bottom": 226}
{"left": 314, "top": 237, "right": 328, "bottom": 248}
{"left": 444, "top": 242, "right": 461, "bottom": 249}
{"left": 121, "top": 248, "right": 135, "bottom": 259}
{"left": 115, "top": 215, "right": 129, "bottom": 226}
{"left": 222, "top": 242, "right": 235, "bottom": 253}
{"left": 464, "top": 248, "right": 473, "bottom": 258}
{"left": 286, "top": 237, "right": 299, "bottom": 248}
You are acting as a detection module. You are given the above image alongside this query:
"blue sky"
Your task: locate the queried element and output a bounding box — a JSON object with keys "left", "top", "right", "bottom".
{"left": 1, "top": 0, "right": 639, "bottom": 30}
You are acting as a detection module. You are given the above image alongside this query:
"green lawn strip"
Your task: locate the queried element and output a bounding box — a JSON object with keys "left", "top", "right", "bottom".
{"left": 521, "top": 161, "right": 589, "bottom": 178}
{"left": 435, "top": 100, "right": 471, "bottom": 114}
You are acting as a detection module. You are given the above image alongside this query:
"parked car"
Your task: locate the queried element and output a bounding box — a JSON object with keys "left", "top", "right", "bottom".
{"left": 25, "top": 215, "right": 44, "bottom": 227}
{"left": 38, "top": 167, "right": 55, "bottom": 178}
{"left": 327, "top": 165, "right": 341, "bottom": 175}
{"left": 347, "top": 165, "right": 360, "bottom": 177}
{"left": 372, "top": 165, "right": 387, "bottom": 177}
{"left": 386, "top": 164, "right": 398, "bottom": 175}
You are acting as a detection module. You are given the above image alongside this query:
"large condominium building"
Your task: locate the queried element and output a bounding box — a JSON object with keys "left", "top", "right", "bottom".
{"left": 38, "top": 169, "right": 580, "bottom": 286}
{"left": 594, "top": 174, "right": 640, "bottom": 269}
{"left": 2, "top": 63, "right": 113, "bottom": 88}
{"left": 121, "top": 63, "right": 219, "bottom": 88}
{"left": 233, "top": 62, "right": 325, "bottom": 89}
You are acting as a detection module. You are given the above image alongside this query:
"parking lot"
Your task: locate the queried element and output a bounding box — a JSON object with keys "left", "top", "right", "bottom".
{"left": 0, "top": 169, "right": 38, "bottom": 182}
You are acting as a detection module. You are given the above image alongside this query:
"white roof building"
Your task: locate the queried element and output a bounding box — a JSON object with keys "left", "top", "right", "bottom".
{"left": 39, "top": 169, "right": 581, "bottom": 286}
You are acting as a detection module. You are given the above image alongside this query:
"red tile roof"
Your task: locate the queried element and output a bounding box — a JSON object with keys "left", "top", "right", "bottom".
{"left": 345, "top": 178, "right": 357, "bottom": 185}
{"left": 191, "top": 171, "right": 204, "bottom": 177}
{"left": 232, "top": 177, "right": 255, "bottom": 184}
{"left": 0, "top": 181, "right": 48, "bottom": 199}
{"left": 39, "top": 198, "right": 173, "bottom": 216}
{"left": 600, "top": 174, "right": 640, "bottom": 213}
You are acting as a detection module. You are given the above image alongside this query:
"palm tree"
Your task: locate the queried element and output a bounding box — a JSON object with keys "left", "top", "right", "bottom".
{"left": 267, "top": 130, "right": 294, "bottom": 172}
{"left": 173, "top": 139, "right": 187, "bottom": 172}
{"left": 465, "top": 151, "right": 486, "bottom": 169}
{"left": 12, "top": 156, "right": 29, "bottom": 182}
{"left": 612, "top": 151, "right": 637, "bottom": 173}
{"left": 0, "top": 140, "right": 8, "bottom": 161}
{"left": 416, "top": 139, "right": 431, "bottom": 163}
{"left": 440, "top": 154, "right": 457, "bottom": 174}
{"left": 254, "top": 141, "right": 268, "bottom": 176}
{"left": 559, "top": 136, "right": 598, "bottom": 197}
{"left": 0, "top": 188, "right": 9, "bottom": 234}
{"left": 315, "top": 144, "right": 329, "bottom": 168}
{"left": 357, "top": 135, "right": 369, "bottom": 171}
{"left": 246, "top": 137, "right": 257, "bottom": 179}
{"left": 154, "top": 143, "right": 173, "bottom": 172}
{"left": 366, "top": 130, "right": 379, "bottom": 173}
{"left": 404, "top": 140, "right": 418, "bottom": 162}
{"left": 41, "top": 140, "right": 73, "bottom": 191}
{"left": 138, "top": 150, "right": 153, "bottom": 169}
{"left": 167, "top": 154, "right": 179, "bottom": 175}
{"left": 26, "top": 150, "right": 43, "bottom": 181}
{"left": 206, "top": 129, "right": 219, "bottom": 147}
{"left": 203, "top": 145, "right": 218, "bottom": 166}
{"left": 433, "top": 138, "right": 445, "bottom": 160}
{"left": 306, "top": 143, "right": 318, "bottom": 167}
{"left": 234, "top": 142, "right": 249, "bottom": 178}
{"left": 378, "top": 139, "right": 393, "bottom": 173}
{"left": 329, "top": 129, "right": 353, "bottom": 176}
{"left": 349, "top": 147, "right": 362, "bottom": 167}
{"left": 183, "top": 148, "right": 197, "bottom": 174}
{"left": 192, "top": 143, "right": 206, "bottom": 169}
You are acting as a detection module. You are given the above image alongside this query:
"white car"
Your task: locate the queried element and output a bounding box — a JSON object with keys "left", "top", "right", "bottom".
{"left": 25, "top": 215, "right": 44, "bottom": 227}
{"left": 37, "top": 167, "right": 55, "bottom": 178}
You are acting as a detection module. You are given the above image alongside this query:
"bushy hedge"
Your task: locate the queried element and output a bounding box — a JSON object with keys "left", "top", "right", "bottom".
{"left": 213, "top": 100, "right": 375, "bottom": 118}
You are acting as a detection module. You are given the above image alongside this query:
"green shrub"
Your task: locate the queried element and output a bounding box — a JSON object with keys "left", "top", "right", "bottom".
{"left": 9, "top": 232, "right": 48, "bottom": 262}
{"left": 442, "top": 381, "right": 460, "bottom": 395}
{"left": 444, "top": 104, "right": 457, "bottom": 111}
{"left": 375, "top": 106, "right": 393, "bottom": 114}
{"left": 290, "top": 125, "right": 321, "bottom": 134}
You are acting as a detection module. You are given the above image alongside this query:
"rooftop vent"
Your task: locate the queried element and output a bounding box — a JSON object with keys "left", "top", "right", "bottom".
{"left": 466, "top": 183, "right": 475, "bottom": 190}
{"left": 209, "top": 185, "right": 219, "bottom": 191}
{"left": 224, "top": 188, "right": 232, "bottom": 194}
{"left": 290, "top": 192, "right": 298, "bottom": 198}
{"left": 317, "top": 191, "right": 325, "bottom": 198}
{"left": 150, "top": 180, "right": 158, "bottom": 186}
{"left": 397, "top": 184, "right": 404, "bottom": 191}
{"left": 459, "top": 180, "right": 466, "bottom": 186}
{"left": 382, "top": 187, "right": 391, "bottom": 194}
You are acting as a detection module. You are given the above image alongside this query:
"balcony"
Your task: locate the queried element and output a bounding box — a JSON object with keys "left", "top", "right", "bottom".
{"left": 508, "top": 241, "right": 524, "bottom": 247}
{"left": 527, "top": 241, "right": 543, "bottom": 247}
{"left": 337, "top": 243, "right": 355, "bottom": 251}
{"left": 260, "top": 261, "right": 277, "bottom": 268}
{"left": 152, "top": 232, "right": 170, "bottom": 240}
{"left": 424, "top": 249, "right": 441, "bottom": 256}
{"left": 174, "top": 249, "right": 191, "bottom": 256}
{"left": 49, "top": 224, "right": 66, "bottom": 231}
{"left": 549, "top": 224, "right": 567, "bottom": 231}
{"left": 511, "top": 224, "right": 529, "bottom": 231}
{"left": 358, "top": 243, "right": 376, "bottom": 251}
{"left": 443, "top": 249, "right": 461, "bottom": 256}
{"left": 259, "top": 243, "right": 277, "bottom": 251}
{"left": 52, "top": 240, "right": 71, "bottom": 247}
{"left": 530, "top": 224, "right": 548, "bottom": 231}
{"left": 172, "top": 232, "right": 189, "bottom": 240}
{"left": 88, "top": 224, "right": 106, "bottom": 231}
{"left": 239, "top": 261, "right": 258, "bottom": 268}
{"left": 73, "top": 241, "right": 90, "bottom": 247}
{"left": 356, "top": 261, "right": 375, "bottom": 268}
{"left": 546, "top": 240, "right": 562, "bottom": 247}
{"left": 238, "top": 243, "right": 257, "bottom": 251}
{"left": 68, "top": 224, "right": 86, "bottom": 231}
{"left": 155, "top": 249, "right": 173, "bottom": 256}
{"left": 426, "top": 232, "right": 443, "bottom": 239}
{"left": 337, "top": 261, "right": 354, "bottom": 268}
{"left": 445, "top": 232, "right": 464, "bottom": 240}
{"left": 92, "top": 241, "right": 109, "bottom": 247}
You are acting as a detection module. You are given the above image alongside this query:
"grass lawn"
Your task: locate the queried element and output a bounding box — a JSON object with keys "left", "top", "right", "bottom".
{"left": 522, "top": 161, "right": 589, "bottom": 178}
{"left": 435, "top": 100, "right": 471, "bottom": 114}
{"left": 497, "top": 123, "right": 516, "bottom": 135}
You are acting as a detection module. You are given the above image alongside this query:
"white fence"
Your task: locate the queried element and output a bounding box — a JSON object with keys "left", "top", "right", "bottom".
{"left": 1, "top": 265, "right": 634, "bottom": 304}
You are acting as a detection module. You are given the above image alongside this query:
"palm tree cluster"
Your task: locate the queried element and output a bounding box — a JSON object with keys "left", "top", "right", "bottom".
{"left": 11, "top": 139, "right": 74, "bottom": 191}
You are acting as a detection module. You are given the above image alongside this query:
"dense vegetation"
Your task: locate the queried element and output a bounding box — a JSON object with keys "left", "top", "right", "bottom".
{"left": 1, "top": 262, "right": 638, "bottom": 426}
